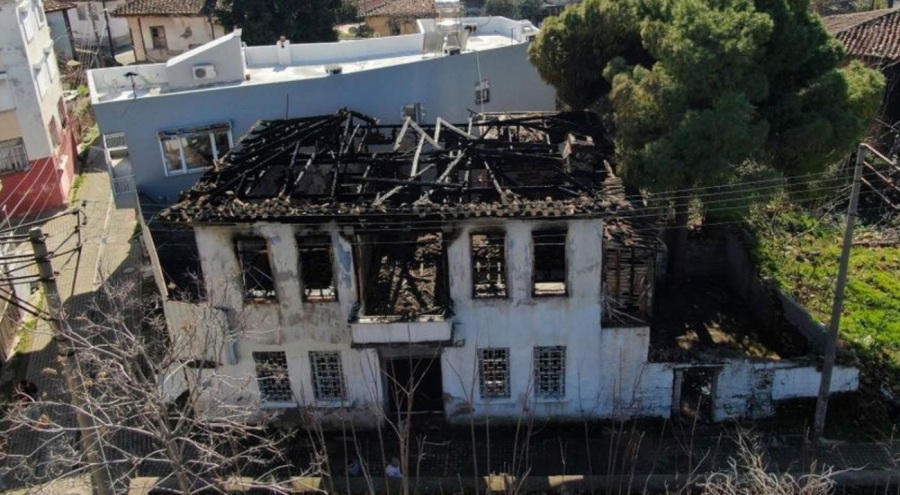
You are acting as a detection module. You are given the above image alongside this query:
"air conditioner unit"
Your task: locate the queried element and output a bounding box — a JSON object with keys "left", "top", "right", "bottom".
{"left": 192, "top": 64, "right": 216, "bottom": 80}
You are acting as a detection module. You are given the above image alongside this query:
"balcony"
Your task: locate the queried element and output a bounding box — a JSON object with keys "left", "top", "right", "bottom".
{"left": 351, "top": 316, "right": 453, "bottom": 346}
{"left": 0, "top": 138, "right": 29, "bottom": 173}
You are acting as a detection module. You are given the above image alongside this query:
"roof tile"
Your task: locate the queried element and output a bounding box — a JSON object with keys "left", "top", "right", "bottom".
{"left": 824, "top": 9, "right": 900, "bottom": 64}
{"left": 112, "top": 0, "right": 219, "bottom": 17}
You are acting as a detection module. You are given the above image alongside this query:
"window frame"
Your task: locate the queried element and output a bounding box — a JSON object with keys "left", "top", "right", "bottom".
{"left": 471, "top": 231, "right": 507, "bottom": 299}
{"left": 475, "top": 79, "right": 490, "bottom": 105}
{"left": 309, "top": 351, "right": 346, "bottom": 402}
{"left": 0, "top": 137, "right": 30, "bottom": 173}
{"left": 21, "top": 5, "right": 37, "bottom": 41}
{"left": 478, "top": 347, "right": 510, "bottom": 399}
{"left": 532, "top": 228, "right": 568, "bottom": 297}
{"left": 252, "top": 351, "right": 294, "bottom": 405}
{"left": 533, "top": 346, "right": 566, "bottom": 399}
{"left": 158, "top": 124, "right": 232, "bottom": 176}
{"left": 297, "top": 235, "right": 338, "bottom": 303}
{"left": 149, "top": 25, "right": 168, "bottom": 50}
{"left": 235, "top": 236, "right": 277, "bottom": 303}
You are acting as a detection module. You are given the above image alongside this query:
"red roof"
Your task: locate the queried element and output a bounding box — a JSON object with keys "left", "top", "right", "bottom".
{"left": 112, "top": 0, "right": 219, "bottom": 17}
{"left": 824, "top": 9, "right": 900, "bottom": 65}
{"left": 43, "top": 0, "right": 75, "bottom": 12}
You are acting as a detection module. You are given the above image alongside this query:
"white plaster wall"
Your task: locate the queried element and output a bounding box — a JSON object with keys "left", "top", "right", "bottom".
{"left": 772, "top": 365, "right": 859, "bottom": 400}
{"left": 190, "top": 223, "right": 380, "bottom": 425}
{"left": 67, "top": 1, "right": 130, "bottom": 46}
{"left": 132, "top": 15, "right": 222, "bottom": 62}
{"left": 440, "top": 219, "right": 669, "bottom": 423}
{"left": 0, "top": 0, "right": 63, "bottom": 160}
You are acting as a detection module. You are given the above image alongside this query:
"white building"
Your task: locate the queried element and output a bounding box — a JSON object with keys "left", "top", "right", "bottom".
{"left": 111, "top": 0, "right": 226, "bottom": 63}
{"left": 153, "top": 110, "right": 859, "bottom": 427}
{"left": 0, "top": 0, "right": 77, "bottom": 218}
{"left": 86, "top": 17, "right": 555, "bottom": 204}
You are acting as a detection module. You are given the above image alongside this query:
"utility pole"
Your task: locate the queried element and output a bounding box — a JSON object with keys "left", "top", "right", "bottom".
{"left": 100, "top": 0, "right": 117, "bottom": 64}
{"left": 29, "top": 228, "right": 115, "bottom": 495}
{"left": 813, "top": 144, "right": 864, "bottom": 440}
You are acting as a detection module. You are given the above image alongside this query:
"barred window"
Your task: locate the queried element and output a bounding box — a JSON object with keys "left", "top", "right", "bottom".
{"left": 309, "top": 351, "right": 345, "bottom": 401}
{"left": 236, "top": 237, "right": 276, "bottom": 301}
{"left": 478, "top": 348, "right": 510, "bottom": 398}
{"left": 533, "top": 346, "right": 566, "bottom": 398}
{"left": 253, "top": 352, "right": 293, "bottom": 403}
{"left": 471, "top": 233, "right": 507, "bottom": 298}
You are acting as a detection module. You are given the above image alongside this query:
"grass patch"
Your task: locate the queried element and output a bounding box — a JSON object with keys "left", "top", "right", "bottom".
{"left": 69, "top": 172, "right": 86, "bottom": 204}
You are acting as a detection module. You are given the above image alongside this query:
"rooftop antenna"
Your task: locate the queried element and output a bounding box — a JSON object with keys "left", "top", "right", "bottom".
{"left": 124, "top": 71, "right": 138, "bottom": 99}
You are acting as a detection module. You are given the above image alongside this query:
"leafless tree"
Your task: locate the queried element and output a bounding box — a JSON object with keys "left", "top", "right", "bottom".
{"left": 1, "top": 280, "right": 305, "bottom": 494}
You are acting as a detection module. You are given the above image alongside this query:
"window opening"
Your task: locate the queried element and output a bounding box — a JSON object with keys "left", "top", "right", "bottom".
{"left": 532, "top": 229, "right": 567, "bottom": 296}
{"left": 471, "top": 232, "right": 506, "bottom": 298}
{"left": 298, "top": 235, "right": 337, "bottom": 302}
{"left": 478, "top": 348, "right": 510, "bottom": 398}
{"left": 309, "top": 351, "right": 345, "bottom": 401}
{"left": 236, "top": 237, "right": 276, "bottom": 301}
{"left": 150, "top": 26, "right": 167, "bottom": 50}
{"left": 475, "top": 79, "right": 490, "bottom": 105}
{"left": 533, "top": 346, "right": 565, "bottom": 398}
{"left": 253, "top": 352, "right": 293, "bottom": 403}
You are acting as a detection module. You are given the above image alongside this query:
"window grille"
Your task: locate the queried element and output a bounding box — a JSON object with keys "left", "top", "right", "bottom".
{"left": 475, "top": 79, "right": 490, "bottom": 105}
{"left": 309, "top": 351, "right": 345, "bottom": 401}
{"left": 478, "top": 348, "right": 510, "bottom": 398}
{"left": 0, "top": 138, "right": 29, "bottom": 173}
{"left": 533, "top": 346, "right": 566, "bottom": 398}
{"left": 298, "top": 235, "right": 337, "bottom": 302}
{"left": 236, "top": 237, "right": 276, "bottom": 301}
{"left": 532, "top": 230, "right": 567, "bottom": 296}
{"left": 253, "top": 352, "right": 293, "bottom": 403}
{"left": 471, "top": 233, "right": 507, "bottom": 298}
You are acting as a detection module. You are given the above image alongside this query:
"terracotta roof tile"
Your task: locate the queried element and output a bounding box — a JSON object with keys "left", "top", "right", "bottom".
{"left": 361, "top": 0, "right": 435, "bottom": 17}
{"left": 824, "top": 9, "right": 900, "bottom": 64}
{"left": 112, "top": 0, "right": 219, "bottom": 17}
{"left": 43, "top": 0, "right": 75, "bottom": 12}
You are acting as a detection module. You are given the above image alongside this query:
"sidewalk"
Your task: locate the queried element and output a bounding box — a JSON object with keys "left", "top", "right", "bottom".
{"left": 1, "top": 147, "right": 140, "bottom": 491}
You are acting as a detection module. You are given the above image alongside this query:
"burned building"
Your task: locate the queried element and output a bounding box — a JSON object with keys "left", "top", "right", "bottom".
{"left": 159, "top": 109, "right": 670, "bottom": 424}
{"left": 157, "top": 109, "right": 858, "bottom": 425}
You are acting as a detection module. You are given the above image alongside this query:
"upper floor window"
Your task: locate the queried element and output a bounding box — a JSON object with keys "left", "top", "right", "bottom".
{"left": 471, "top": 232, "right": 506, "bottom": 298}
{"left": 75, "top": 5, "right": 87, "bottom": 20}
{"left": 532, "top": 229, "right": 567, "bottom": 297}
{"left": 34, "top": 65, "right": 49, "bottom": 99}
{"left": 0, "top": 138, "right": 29, "bottom": 173}
{"left": 35, "top": 0, "right": 46, "bottom": 26}
{"left": 236, "top": 237, "right": 276, "bottom": 302}
{"left": 158, "top": 124, "right": 231, "bottom": 176}
{"left": 20, "top": 4, "right": 38, "bottom": 41}
{"left": 475, "top": 79, "right": 490, "bottom": 105}
{"left": 297, "top": 235, "right": 337, "bottom": 302}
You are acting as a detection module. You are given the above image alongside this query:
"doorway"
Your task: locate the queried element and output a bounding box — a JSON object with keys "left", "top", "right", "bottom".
{"left": 674, "top": 367, "right": 716, "bottom": 422}
{"left": 384, "top": 356, "right": 444, "bottom": 417}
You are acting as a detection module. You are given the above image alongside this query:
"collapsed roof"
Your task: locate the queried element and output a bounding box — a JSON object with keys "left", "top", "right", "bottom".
{"left": 163, "top": 109, "right": 658, "bottom": 247}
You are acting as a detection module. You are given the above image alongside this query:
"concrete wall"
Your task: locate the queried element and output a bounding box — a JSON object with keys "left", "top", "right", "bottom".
{"left": 127, "top": 15, "right": 224, "bottom": 62}
{"left": 91, "top": 40, "right": 555, "bottom": 203}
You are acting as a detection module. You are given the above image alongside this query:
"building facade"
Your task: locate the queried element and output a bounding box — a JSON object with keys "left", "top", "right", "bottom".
{"left": 87, "top": 17, "right": 554, "bottom": 204}
{"left": 112, "top": 0, "right": 226, "bottom": 63}
{"left": 155, "top": 110, "right": 859, "bottom": 427}
{"left": 0, "top": 0, "right": 77, "bottom": 219}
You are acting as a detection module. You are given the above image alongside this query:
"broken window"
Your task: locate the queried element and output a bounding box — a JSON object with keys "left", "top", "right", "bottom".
{"left": 150, "top": 25, "right": 168, "bottom": 50}
{"left": 533, "top": 346, "right": 566, "bottom": 398}
{"left": 159, "top": 124, "right": 232, "bottom": 176}
{"left": 236, "top": 237, "right": 276, "bottom": 301}
{"left": 309, "top": 351, "right": 345, "bottom": 401}
{"left": 532, "top": 229, "right": 567, "bottom": 297}
{"left": 298, "top": 235, "right": 337, "bottom": 302}
{"left": 478, "top": 348, "right": 510, "bottom": 398}
{"left": 363, "top": 232, "right": 448, "bottom": 319}
{"left": 471, "top": 233, "right": 507, "bottom": 298}
{"left": 253, "top": 352, "right": 293, "bottom": 403}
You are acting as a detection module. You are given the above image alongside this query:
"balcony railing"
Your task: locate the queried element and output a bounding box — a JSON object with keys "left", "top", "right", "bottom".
{"left": 351, "top": 316, "right": 453, "bottom": 346}
{"left": 0, "top": 139, "right": 29, "bottom": 173}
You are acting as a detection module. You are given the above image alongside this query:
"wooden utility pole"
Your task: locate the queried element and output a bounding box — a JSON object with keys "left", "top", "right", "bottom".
{"left": 29, "top": 228, "right": 114, "bottom": 495}
{"left": 813, "top": 145, "right": 864, "bottom": 439}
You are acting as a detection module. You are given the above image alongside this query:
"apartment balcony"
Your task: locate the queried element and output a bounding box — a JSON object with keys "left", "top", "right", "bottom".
{"left": 350, "top": 315, "right": 454, "bottom": 347}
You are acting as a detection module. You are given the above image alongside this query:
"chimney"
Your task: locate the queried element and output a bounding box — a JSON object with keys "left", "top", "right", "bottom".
{"left": 277, "top": 35, "right": 291, "bottom": 66}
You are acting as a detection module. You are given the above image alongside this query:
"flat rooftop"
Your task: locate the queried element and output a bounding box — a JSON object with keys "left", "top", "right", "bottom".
{"left": 89, "top": 17, "right": 538, "bottom": 103}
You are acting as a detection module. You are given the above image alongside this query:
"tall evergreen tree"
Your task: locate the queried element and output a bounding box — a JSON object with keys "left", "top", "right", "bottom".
{"left": 216, "top": 0, "right": 340, "bottom": 46}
